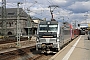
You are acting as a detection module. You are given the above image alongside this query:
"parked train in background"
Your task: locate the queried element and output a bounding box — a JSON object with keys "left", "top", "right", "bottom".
{"left": 36, "top": 21, "right": 80, "bottom": 53}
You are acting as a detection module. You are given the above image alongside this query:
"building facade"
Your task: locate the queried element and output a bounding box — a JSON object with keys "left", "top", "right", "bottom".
{"left": 0, "top": 8, "right": 28, "bottom": 36}
{"left": 0, "top": 8, "right": 44, "bottom": 36}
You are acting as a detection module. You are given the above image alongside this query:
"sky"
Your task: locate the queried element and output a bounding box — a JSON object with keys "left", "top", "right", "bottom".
{"left": 0, "top": 0, "right": 90, "bottom": 25}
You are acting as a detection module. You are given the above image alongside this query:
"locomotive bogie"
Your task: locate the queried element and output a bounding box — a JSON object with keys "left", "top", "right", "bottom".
{"left": 36, "top": 43, "right": 59, "bottom": 50}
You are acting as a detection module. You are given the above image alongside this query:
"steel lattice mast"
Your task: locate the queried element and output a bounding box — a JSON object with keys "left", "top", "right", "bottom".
{"left": 1, "top": 0, "right": 7, "bottom": 39}
{"left": 16, "top": 2, "right": 21, "bottom": 47}
{"left": 27, "top": 9, "right": 31, "bottom": 40}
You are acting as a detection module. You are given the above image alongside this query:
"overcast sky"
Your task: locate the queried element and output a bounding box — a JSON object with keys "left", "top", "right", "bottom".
{"left": 0, "top": 0, "right": 90, "bottom": 24}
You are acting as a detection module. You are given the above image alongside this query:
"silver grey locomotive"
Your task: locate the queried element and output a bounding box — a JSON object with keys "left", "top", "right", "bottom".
{"left": 36, "top": 21, "right": 72, "bottom": 53}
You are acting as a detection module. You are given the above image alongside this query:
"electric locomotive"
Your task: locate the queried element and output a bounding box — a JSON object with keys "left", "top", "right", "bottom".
{"left": 36, "top": 21, "right": 72, "bottom": 53}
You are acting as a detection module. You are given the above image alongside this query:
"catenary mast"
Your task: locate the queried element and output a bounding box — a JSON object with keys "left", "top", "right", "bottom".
{"left": 1, "top": 0, "right": 7, "bottom": 39}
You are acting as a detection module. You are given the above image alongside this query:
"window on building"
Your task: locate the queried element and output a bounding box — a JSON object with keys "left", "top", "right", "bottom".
{"left": 8, "top": 13, "right": 15, "bottom": 15}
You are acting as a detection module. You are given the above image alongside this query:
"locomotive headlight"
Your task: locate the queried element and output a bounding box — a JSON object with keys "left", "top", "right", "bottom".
{"left": 37, "top": 44, "right": 41, "bottom": 48}
{"left": 54, "top": 35, "right": 57, "bottom": 37}
{"left": 57, "top": 39, "right": 60, "bottom": 42}
{"left": 36, "top": 39, "right": 39, "bottom": 42}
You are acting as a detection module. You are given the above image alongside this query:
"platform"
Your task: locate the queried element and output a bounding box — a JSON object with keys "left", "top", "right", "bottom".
{"left": 49, "top": 35, "right": 90, "bottom": 60}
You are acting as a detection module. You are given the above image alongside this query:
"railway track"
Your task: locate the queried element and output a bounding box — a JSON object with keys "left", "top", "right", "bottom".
{"left": 0, "top": 46, "right": 53, "bottom": 60}
{"left": 29, "top": 54, "right": 53, "bottom": 60}
{"left": 0, "top": 36, "right": 54, "bottom": 60}
{"left": 0, "top": 37, "right": 28, "bottom": 44}
{"left": 0, "top": 46, "right": 35, "bottom": 60}
{"left": 0, "top": 36, "right": 36, "bottom": 51}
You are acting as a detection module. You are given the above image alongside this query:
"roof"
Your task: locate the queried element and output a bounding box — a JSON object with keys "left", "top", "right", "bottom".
{"left": 0, "top": 8, "right": 28, "bottom": 18}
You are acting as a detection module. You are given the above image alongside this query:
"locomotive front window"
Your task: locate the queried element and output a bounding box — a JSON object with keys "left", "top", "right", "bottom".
{"left": 48, "top": 25, "right": 58, "bottom": 32}
{"left": 39, "top": 25, "right": 47, "bottom": 32}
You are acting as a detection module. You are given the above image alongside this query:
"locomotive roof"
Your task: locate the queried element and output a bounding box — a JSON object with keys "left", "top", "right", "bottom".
{"left": 39, "top": 21, "right": 58, "bottom": 24}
